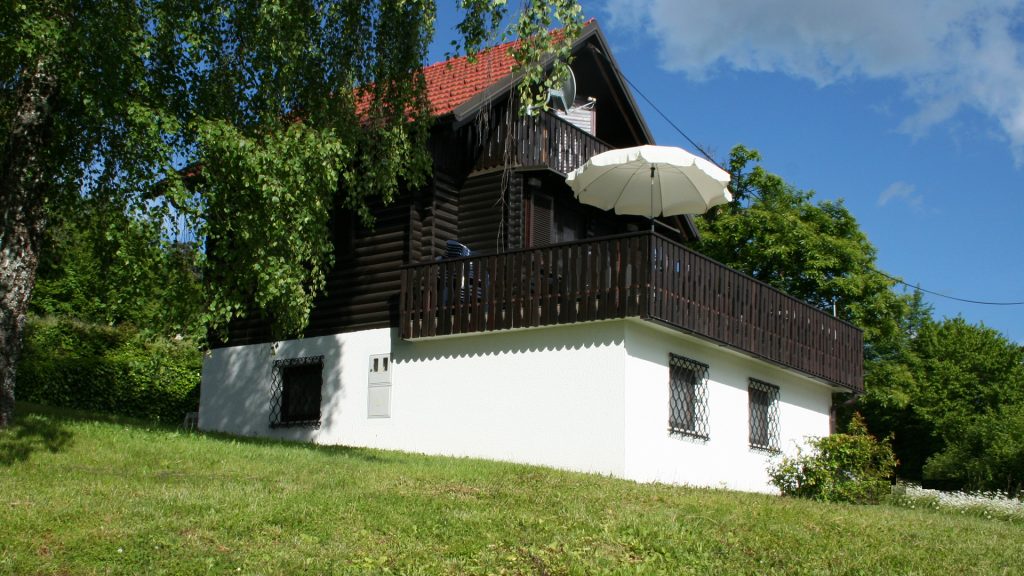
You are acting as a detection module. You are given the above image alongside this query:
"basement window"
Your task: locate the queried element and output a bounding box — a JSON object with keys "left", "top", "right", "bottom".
{"left": 668, "top": 354, "right": 709, "bottom": 439}
{"left": 270, "top": 356, "right": 324, "bottom": 428}
{"left": 748, "top": 379, "right": 780, "bottom": 452}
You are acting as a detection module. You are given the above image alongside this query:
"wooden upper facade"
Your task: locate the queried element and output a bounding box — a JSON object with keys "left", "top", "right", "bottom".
{"left": 223, "top": 21, "right": 864, "bottom": 392}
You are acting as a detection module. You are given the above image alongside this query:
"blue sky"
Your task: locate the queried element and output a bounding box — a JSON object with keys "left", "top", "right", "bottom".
{"left": 429, "top": 1, "right": 1024, "bottom": 343}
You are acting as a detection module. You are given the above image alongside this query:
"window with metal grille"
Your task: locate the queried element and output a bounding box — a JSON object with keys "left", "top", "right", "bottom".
{"left": 748, "top": 379, "right": 780, "bottom": 452}
{"left": 270, "top": 356, "right": 324, "bottom": 428}
{"left": 669, "top": 354, "right": 709, "bottom": 439}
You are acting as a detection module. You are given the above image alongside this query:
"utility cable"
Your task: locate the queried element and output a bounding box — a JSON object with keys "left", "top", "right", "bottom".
{"left": 620, "top": 72, "right": 726, "bottom": 173}
{"left": 590, "top": 45, "right": 725, "bottom": 171}
{"left": 871, "top": 267, "right": 1024, "bottom": 306}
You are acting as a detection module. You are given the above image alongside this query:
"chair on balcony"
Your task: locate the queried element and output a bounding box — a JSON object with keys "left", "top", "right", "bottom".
{"left": 444, "top": 239, "right": 472, "bottom": 259}
{"left": 439, "top": 240, "right": 476, "bottom": 305}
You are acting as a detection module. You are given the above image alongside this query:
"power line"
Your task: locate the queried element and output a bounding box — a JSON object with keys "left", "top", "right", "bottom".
{"left": 871, "top": 268, "right": 1024, "bottom": 306}
{"left": 619, "top": 72, "right": 726, "bottom": 171}
{"left": 592, "top": 45, "right": 725, "bottom": 170}
{"left": 616, "top": 68, "right": 1024, "bottom": 307}
{"left": 617, "top": 67, "right": 762, "bottom": 201}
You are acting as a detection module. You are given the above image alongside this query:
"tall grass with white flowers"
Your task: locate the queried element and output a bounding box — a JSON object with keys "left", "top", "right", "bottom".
{"left": 890, "top": 483, "right": 1024, "bottom": 522}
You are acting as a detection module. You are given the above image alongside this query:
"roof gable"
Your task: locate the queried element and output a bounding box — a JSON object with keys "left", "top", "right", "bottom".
{"left": 422, "top": 20, "right": 650, "bottom": 145}
{"left": 422, "top": 24, "right": 577, "bottom": 117}
{"left": 422, "top": 21, "right": 697, "bottom": 239}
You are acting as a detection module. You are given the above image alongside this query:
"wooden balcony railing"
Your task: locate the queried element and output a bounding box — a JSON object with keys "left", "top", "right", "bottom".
{"left": 400, "top": 231, "right": 864, "bottom": 391}
{"left": 474, "top": 110, "right": 612, "bottom": 174}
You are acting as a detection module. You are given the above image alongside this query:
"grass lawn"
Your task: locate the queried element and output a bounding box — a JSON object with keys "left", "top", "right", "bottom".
{"left": 2, "top": 403, "right": 1022, "bottom": 575}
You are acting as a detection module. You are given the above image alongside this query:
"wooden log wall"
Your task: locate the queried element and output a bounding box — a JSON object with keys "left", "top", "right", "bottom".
{"left": 216, "top": 109, "right": 610, "bottom": 347}
{"left": 418, "top": 174, "right": 459, "bottom": 261}
{"left": 220, "top": 193, "right": 413, "bottom": 346}
{"left": 507, "top": 173, "right": 524, "bottom": 250}
{"left": 302, "top": 196, "right": 410, "bottom": 336}
{"left": 458, "top": 171, "right": 513, "bottom": 255}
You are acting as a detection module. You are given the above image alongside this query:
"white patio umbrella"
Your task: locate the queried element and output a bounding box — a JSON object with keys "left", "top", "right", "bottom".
{"left": 566, "top": 145, "right": 732, "bottom": 221}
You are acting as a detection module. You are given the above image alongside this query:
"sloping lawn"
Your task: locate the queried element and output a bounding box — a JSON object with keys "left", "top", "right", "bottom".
{"left": 2, "top": 403, "right": 1022, "bottom": 575}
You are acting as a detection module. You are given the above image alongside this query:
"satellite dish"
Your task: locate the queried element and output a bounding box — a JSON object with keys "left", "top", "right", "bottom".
{"left": 547, "top": 66, "right": 577, "bottom": 113}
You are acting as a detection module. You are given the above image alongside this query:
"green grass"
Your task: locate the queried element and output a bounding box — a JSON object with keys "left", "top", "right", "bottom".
{"left": 2, "top": 404, "right": 1022, "bottom": 575}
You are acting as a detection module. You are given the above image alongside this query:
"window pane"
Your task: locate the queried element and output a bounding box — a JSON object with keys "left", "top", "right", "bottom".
{"left": 669, "top": 354, "right": 709, "bottom": 439}
{"left": 270, "top": 356, "right": 324, "bottom": 428}
{"left": 748, "top": 379, "right": 779, "bottom": 451}
{"left": 283, "top": 364, "right": 322, "bottom": 421}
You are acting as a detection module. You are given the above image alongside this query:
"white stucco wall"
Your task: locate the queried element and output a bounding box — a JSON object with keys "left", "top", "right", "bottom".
{"left": 199, "top": 319, "right": 837, "bottom": 492}
{"left": 200, "top": 322, "right": 629, "bottom": 477}
{"left": 386, "top": 322, "right": 628, "bottom": 475}
{"left": 199, "top": 328, "right": 393, "bottom": 444}
{"left": 621, "top": 320, "right": 834, "bottom": 493}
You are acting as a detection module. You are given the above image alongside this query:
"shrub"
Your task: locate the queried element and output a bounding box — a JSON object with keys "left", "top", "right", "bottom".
{"left": 17, "top": 316, "right": 201, "bottom": 423}
{"left": 769, "top": 414, "right": 897, "bottom": 504}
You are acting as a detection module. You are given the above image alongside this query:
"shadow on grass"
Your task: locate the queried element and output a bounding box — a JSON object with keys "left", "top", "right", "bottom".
{"left": 0, "top": 409, "right": 74, "bottom": 466}
{"left": 18, "top": 401, "right": 173, "bottom": 428}
{"left": 12, "top": 402, "right": 392, "bottom": 465}
{"left": 197, "top": 428, "right": 393, "bottom": 464}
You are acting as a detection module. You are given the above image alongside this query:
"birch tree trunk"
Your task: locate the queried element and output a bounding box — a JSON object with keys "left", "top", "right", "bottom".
{"left": 0, "top": 59, "right": 55, "bottom": 428}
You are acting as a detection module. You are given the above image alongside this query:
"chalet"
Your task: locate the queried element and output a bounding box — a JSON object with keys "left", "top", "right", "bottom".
{"left": 198, "top": 20, "right": 863, "bottom": 493}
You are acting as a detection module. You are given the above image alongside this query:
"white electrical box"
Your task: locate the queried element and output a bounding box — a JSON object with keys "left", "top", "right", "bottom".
{"left": 367, "top": 354, "right": 392, "bottom": 418}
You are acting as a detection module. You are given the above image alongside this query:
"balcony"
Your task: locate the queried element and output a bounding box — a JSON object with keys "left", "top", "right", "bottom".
{"left": 473, "top": 110, "right": 612, "bottom": 175}
{"left": 400, "top": 231, "right": 863, "bottom": 391}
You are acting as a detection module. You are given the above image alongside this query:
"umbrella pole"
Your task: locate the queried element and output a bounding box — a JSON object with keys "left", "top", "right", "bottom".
{"left": 649, "top": 165, "right": 655, "bottom": 232}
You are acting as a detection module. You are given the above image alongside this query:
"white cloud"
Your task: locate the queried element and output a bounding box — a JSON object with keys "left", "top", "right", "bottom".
{"left": 878, "top": 181, "right": 924, "bottom": 210}
{"left": 601, "top": 0, "right": 1024, "bottom": 162}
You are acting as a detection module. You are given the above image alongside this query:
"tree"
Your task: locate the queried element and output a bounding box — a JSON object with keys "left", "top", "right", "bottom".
{"left": 31, "top": 199, "right": 204, "bottom": 338}
{"left": 861, "top": 314, "right": 1024, "bottom": 490}
{"left": 698, "top": 148, "right": 1024, "bottom": 491}
{"left": 0, "top": 0, "right": 583, "bottom": 427}
{"left": 697, "top": 145, "right": 906, "bottom": 346}
{"left": 856, "top": 288, "right": 938, "bottom": 479}
{"left": 923, "top": 403, "right": 1024, "bottom": 495}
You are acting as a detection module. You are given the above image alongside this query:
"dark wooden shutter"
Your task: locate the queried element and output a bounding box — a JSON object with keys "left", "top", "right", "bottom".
{"left": 532, "top": 193, "right": 553, "bottom": 247}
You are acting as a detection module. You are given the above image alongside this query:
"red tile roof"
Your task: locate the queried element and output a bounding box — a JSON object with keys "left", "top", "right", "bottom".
{"left": 358, "top": 21, "right": 590, "bottom": 118}
{"left": 422, "top": 41, "right": 521, "bottom": 116}
{"left": 422, "top": 20, "right": 589, "bottom": 116}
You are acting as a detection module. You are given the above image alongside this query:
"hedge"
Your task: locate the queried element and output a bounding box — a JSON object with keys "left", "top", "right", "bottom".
{"left": 17, "top": 316, "right": 201, "bottom": 424}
